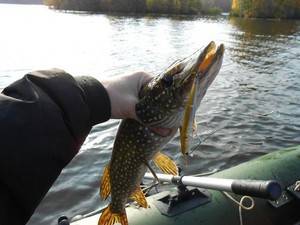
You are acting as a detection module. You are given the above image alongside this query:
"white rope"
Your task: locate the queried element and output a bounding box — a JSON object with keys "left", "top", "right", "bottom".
{"left": 294, "top": 181, "right": 300, "bottom": 191}
{"left": 222, "top": 192, "right": 255, "bottom": 225}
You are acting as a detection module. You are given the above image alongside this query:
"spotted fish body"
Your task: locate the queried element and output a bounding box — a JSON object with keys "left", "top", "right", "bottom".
{"left": 109, "top": 120, "right": 174, "bottom": 212}
{"left": 99, "top": 42, "right": 225, "bottom": 225}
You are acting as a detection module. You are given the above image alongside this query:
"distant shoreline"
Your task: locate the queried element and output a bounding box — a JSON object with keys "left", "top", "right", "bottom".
{"left": 43, "top": 0, "right": 229, "bottom": 16}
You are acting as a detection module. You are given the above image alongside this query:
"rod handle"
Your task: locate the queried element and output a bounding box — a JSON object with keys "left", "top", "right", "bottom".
{"left": 231, "top": 180, "right": 281, "bottom": 200}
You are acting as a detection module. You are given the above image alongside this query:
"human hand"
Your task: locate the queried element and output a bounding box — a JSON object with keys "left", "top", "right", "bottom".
{"left": 100, "top": 72, "right": 153, "bottom": 120}
{"left": 101, "top": 72, "right": 172, "bottom": 136}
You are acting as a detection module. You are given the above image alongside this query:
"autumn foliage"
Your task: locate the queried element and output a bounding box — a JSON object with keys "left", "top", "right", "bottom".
{"left": 231, "top": 0, "right": 300, "bottom": 18}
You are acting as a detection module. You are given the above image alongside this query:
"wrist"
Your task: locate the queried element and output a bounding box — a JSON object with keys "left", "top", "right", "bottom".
{"left": 100, "top": 77, "right": 137, "bottom": 120}
{"left": 75, "top": 76, "right": 111, "bottom": 124}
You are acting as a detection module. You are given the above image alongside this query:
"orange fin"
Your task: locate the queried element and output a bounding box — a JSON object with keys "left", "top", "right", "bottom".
{"left": 130, "top": 187, "right": 148, "bottom": 208}
{"left": 153, "top": 152, "right": 178, "bottom": 175}
{"left": 100, "top": 164, "right": 111, "bottom": 200}
{"left": 98, "top": 205, "right": 128, "bottom": 225}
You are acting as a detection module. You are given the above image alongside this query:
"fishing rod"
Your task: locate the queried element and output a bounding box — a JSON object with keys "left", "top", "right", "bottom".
{"left": 144, "top": 172, "right": 282, "bottom": 200}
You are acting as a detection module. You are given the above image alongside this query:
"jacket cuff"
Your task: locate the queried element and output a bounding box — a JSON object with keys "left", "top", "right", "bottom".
{"left": 75, "top": 76, "right": 111, "bottom": 125}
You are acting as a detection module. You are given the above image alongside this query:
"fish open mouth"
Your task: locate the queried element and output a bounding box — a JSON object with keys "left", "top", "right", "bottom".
{"left": 199, "top": 42, "right": 218, "bottom": 73}
{"left": 196, "top": 41, "right": 225, "bottom": 78}
{"left": 180, "top": 41, "right": 224, "bottom": 90}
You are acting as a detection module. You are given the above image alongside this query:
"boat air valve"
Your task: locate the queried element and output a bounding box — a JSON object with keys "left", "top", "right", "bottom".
{"left": 58, "top": 215, "right": 70, "bottom": 225}
{"left": 269, "top": 180, "right": 300, "bottom": 208}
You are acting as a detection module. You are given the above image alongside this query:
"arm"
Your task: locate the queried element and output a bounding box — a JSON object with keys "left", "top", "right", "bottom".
{"left": 0, "top": 69, "right": 110, "bottom": 225}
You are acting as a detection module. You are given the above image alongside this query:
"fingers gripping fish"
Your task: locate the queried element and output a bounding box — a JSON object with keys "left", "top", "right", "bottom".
{"left": 98, "top": 42, "right": 225, "bottom": 225}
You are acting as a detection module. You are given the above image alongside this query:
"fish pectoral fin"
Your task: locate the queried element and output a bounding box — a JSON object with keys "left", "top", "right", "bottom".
{"left": 98, "top": 205, "right": 128, "bottom": 225}
{"left": 153, "top": 152, "right": 178, "bottom": 175}
{"left": 130, "top": 187, "right": 148, "bottom": 208}
{"left": 100, "top": 164, "right": 111, "bottom": 200}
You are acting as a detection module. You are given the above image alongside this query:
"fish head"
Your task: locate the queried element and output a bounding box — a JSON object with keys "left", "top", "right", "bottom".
{"left": 136, "top": 41, "right": 225, "bottom": 131}
{"left": 194, "top": 42, "right": 225, "bottom": 106}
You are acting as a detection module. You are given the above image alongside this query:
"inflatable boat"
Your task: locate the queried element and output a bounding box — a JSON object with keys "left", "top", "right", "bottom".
{"left": 62, "top": 145, "right": 300, "bottom": 225}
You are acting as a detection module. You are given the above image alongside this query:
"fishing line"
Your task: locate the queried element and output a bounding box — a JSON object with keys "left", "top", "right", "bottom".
{"left": 220, "top": 62, "right": 234, "bottom": 68}
{"left": 189, "top": 106, "right": 278, "bottom": 155}
{"left": 191, "top": 168, "right": 219, "bottom": 177}
{"left": 160, "top": 45, "right": 207, "bottom": 76}
{"left": 190, "top": 125, "right": 226, "bottom": 154}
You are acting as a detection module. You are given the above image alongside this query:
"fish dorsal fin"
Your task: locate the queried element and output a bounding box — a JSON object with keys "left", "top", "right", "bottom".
{"left": 130, "top": 187, "right": 148, "bottom": 208}
{"left": 100, "top": 164, "right": 111, "bottom": 200}
{"left": 153, "top": 152, "right": 178, "bottom": 175}
{"left": 98, "top": 205, "right": 128, "bottom": 225}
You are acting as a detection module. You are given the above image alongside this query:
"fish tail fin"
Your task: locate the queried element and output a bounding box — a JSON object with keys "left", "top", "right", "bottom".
{"left": 153, "top": 151, "right": 178, "bottom": 175}
{"left": 100, "top": 164, "right": 111, "bottom": 200}
{"left": 98, "top": 205, "right": 128, "bottom": 225}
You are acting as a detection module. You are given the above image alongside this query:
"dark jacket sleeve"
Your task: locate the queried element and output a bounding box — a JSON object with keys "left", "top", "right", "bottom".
{"left": 0, "top": 69, "right": 111, "bottom": 225}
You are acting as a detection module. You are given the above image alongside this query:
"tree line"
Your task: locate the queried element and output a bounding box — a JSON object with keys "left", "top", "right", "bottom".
{"left": 43, "top": 0, "right": 231, "bottom": 14}
{"left": 231, "top": 0, "right": 300, "bottom": 18}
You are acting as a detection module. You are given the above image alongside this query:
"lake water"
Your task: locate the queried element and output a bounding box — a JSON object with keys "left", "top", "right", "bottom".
{"left": 0, "top": 4, "right": 300, "bottom": 225}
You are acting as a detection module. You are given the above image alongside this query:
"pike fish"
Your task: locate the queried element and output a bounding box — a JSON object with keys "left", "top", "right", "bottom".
{"left": 98, "top": 42, "right": 225, "bottom": 225}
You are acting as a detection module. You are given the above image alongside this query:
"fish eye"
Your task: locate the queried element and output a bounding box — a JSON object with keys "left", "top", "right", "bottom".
{"left": 162, "top": 75, "right": 173, "bottom": 87}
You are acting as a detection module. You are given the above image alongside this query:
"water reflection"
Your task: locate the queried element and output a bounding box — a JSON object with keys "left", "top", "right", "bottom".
{"left": 228, "top": 17, "right": 300, "bottom": 74}
{"left": 229, "top": 17, "right": 299, "bottom": 35}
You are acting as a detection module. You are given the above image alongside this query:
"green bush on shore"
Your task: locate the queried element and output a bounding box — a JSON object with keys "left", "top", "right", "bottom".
{"left": 231, "top": 0, "right": 300, "bottom": 19}
{"left": 205, "top": 6, "right": 222, "bottom": 15}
